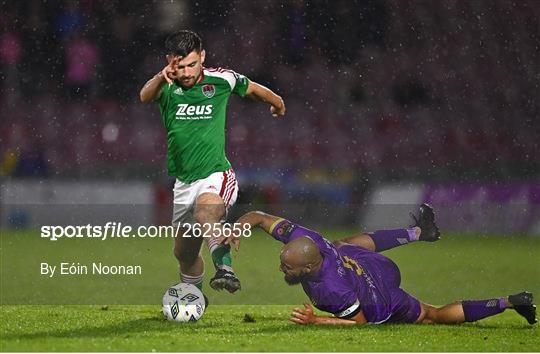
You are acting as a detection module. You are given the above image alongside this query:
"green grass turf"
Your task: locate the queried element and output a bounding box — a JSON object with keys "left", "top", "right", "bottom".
{"left": 1, "top": 304, "right": 538, "bottom": 352}
{"left": 1, "top": 229, "right": 539, "bottom": 351}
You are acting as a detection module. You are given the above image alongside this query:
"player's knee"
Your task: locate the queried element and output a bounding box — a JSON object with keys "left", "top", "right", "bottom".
{"left": 193, "top": 205, "right": 224, "bottom": 224}
{"left": 418, "top": 303, "right": 438, "bottom": 323}
{"left": 193, "top": 208, "right": 210, "bottom": 224}
{"left": 194, "top": 193, "right": 226, "bottom": 223}
{"left": 425, "top": 307, "right": 439, "bottom": 322}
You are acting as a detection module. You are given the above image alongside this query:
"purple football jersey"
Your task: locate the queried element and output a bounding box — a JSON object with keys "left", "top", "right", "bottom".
{"left": 271, "top": 219, "right": 420, "bottom": 324}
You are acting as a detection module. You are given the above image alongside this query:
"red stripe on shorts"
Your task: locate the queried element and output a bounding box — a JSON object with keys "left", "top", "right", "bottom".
{"left": 225, "top": 184, "right": 236, "bottom": 206}
{"left": 223, "top": 170, "right": 236, "bottom": 206}
{"left": 222, "top": 170, "right": 233, "bottom": 203}
{"left": 219, "top": 170, "right": 229, "bottom": 198}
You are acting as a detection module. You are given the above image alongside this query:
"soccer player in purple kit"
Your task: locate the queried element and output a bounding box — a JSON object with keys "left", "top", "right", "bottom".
{"left": 234, "top": 204, "right": 537, "bottom": 326}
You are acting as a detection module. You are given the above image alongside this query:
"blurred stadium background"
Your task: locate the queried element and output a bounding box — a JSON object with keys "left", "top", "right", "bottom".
{"left": 1, "top": 4, "right": 539, "bottom": 352}
{"left": 1, "top": 0, "right": 539, "bottom": 235}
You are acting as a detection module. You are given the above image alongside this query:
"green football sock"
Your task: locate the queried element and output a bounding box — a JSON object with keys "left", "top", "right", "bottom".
{"left": 180, "top": 272, "right": 204, "bottom": 290}
{"left": 210, "top": 244, "right": 233, "bottom": 271}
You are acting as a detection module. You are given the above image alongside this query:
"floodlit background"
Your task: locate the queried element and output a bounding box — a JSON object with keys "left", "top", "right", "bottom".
{"left": 1, "top": 0, "right": 539, "bottom": 232}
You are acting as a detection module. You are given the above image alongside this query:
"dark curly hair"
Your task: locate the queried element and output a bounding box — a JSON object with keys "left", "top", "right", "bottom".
{"left": 164, "top": 30, "right": 203, "bottom": 56}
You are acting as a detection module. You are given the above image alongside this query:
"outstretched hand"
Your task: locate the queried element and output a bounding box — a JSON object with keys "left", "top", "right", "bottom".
{"left": 220, "top": 233, "right": 241, "bottom": 251}
{"left": 290, "top": 303, "right": 317, "bottom": 325}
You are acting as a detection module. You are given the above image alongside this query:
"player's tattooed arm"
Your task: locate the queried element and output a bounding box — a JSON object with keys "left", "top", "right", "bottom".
{"left": 245, "top": 80, "right": 286, "bottom": 117}
{"left": 290, "top": 303, "right": 367, "bottom": 326}
{"left": 235, "top": 211, "right": 282, "bottom": 235}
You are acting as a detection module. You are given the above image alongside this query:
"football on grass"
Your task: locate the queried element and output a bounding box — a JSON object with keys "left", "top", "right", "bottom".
{"left": 162, "top": 283, "right": 207, "bottom": 322}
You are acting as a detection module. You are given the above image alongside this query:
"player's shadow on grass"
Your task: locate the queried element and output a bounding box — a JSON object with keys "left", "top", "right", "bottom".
{"left": 3, "top": 314, "right": 217, "bottom": 341}
{"left": 5, "top": 314, "right": 533, "bottom": 342}
{"left": 254, "top": 322, "right": 534, "bottom": 335}
{"left": 458, "top": 323, "right": 535, "bottom": 330}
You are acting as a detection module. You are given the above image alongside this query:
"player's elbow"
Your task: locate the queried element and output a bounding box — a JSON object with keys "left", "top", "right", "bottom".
{"left": 139, "top": 91, "right": 151, "bottom": 103}
{"left": 140, "top": 86, "right": 158, "bottom": 103}
{"left": 245, "top": 81, "right": 266, "bottom": 99}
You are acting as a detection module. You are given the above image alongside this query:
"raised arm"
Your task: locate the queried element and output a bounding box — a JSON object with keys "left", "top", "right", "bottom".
{"left": 140, "top": 56, "right": 181, "bottom": 103}
{"left": 245, "top": 81, "right": 286, "bottom": 117}
{"left": 140, "top": 73, "right": 167, "bottom": 103}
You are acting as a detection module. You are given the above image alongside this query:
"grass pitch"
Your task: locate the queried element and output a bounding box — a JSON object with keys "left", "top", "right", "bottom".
{"left": 1, "top": 229, "right": 539, "bottom": 351}
{"left": 2, "top": 304, "right": 538, "bottom": 352}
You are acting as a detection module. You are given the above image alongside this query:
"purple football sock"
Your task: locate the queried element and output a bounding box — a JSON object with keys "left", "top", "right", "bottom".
{"left": 462, "top": 298, "right": 506, "bottom": 322}
{"left": 368, "top": 228, "right": 418, "bottom": 252}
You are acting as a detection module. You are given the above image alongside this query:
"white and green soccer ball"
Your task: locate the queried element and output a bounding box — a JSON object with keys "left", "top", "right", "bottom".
{"left": 162, "top": 283, "right": 207, "bottom": 322}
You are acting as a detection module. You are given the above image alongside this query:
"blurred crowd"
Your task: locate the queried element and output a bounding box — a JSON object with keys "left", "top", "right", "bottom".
{"left": 1, "top": 0, "right": 539, "bottom": 182}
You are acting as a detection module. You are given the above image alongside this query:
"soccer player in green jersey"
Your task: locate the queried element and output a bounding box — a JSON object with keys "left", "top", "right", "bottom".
{"left": 140, "top": 30, "right": 285, "bottom": 293}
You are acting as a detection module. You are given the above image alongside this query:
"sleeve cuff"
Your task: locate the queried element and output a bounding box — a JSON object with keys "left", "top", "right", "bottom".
{"left": 269, "top": 218, "right": 285, "bottom": 234}
{"left": 335, "top": 299, "right": 361, "bottom": 319}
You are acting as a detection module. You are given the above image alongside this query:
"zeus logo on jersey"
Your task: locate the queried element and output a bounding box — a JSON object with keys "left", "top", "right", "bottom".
{"left": 175, "top": 104, "right": 213, "bottom": 120}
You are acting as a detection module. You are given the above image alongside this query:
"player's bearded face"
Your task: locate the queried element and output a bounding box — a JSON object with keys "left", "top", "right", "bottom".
{"left": 280, "top": 263, "right": 306, "bottom": 285}
{"left": 284, "top": 272, "right": 305, "bottom": 285}
{"left": 172, "top": 50, "right": 205, "bottom": 88}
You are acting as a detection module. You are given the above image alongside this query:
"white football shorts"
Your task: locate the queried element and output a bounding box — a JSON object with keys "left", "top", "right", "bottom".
{"left": 172, "top": 168, "right": 238, "bottom": 227}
